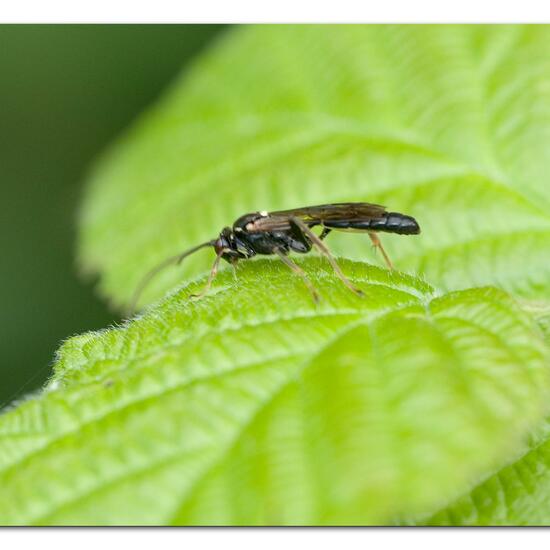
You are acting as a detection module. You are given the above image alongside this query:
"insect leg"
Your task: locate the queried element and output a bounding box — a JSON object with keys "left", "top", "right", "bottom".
{"left": 290, "top": 217, "right": 364, "bottom": 297}
{"left": 319, "top": 227, "right": 332, "bottom": 240}
{"left": 368, "top": 232, "right": 394, "bottom": 270}
{"left": 230, "top": 258, "right": 239, "bottom": 281}
{"left": 189, "top": 250, "right": 224, "bottom": 299}
{"left": 274, "top": 248, "right": 320, "bottom": 303}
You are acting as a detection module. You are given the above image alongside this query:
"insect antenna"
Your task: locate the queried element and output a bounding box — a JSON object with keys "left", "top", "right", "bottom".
{"left": 127, "top": 239, "right": 216, "bottom": 315}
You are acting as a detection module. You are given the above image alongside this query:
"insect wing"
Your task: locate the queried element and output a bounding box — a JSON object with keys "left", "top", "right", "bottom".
{"left": 243, "top": 215, "right": 293, "bottom": 232}
{"left": 240, "top": 203, "right": 389, "bottom": 233}
{"left": 269, "top": 202, "right": 387, "bottom": 223}
{"left": 269, "top": 202, "right": 386, "bottom": 221}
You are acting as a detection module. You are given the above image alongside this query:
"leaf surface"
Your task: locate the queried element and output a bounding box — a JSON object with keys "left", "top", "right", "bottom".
{"left": 424, "top": 306, "right": 550, "bottom": 525}
{"left": 0, "top": 262, "right": 548, "bottom": 525}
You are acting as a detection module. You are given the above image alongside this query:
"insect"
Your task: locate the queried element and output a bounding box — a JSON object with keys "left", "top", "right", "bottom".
{"left": 129, "top": 202, "right": 420, "bottom": 312}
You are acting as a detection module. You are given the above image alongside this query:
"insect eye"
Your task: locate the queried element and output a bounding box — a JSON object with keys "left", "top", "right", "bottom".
{"left": 214, "top": 238, "right": 226, "bottom": 255}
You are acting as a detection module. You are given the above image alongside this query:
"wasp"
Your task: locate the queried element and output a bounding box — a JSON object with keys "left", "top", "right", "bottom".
{"left": 129, "top": 202, "right": 420, "bottom": 312}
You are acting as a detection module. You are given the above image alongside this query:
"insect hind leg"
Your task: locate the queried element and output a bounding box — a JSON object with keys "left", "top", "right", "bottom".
{"left": 368, "top": 232, "right": 394, "bottom": 270}
{"left": 289, "top": 217, "right": 364, "bottom": 297}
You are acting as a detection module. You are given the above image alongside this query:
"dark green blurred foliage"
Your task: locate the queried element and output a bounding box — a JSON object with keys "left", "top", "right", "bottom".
{"left": 0, "top": 25, "right": 224, "bottom": 407}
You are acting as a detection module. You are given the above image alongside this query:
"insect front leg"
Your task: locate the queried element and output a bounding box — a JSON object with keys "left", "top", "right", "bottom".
{"left": 289, "top": 217, "right": 364, "bottom": 297}
{"left": 230, "top": 258, "right": 239, "bottom": 281}
{"left": 368, "top": 232, "right": 394, "bottom": 270}
{"left": 274, "top": 248, "right": 321, "bottom": 304}
{"left": 189, "top": 251, "right": 224, "bottom": 300}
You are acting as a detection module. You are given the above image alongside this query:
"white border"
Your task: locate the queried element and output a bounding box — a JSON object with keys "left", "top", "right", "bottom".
{"left": 1, "top": 0, "right": 550, "bottom": 23}
{"left": 0, "top": 528, "right": 547, "bottom": 550}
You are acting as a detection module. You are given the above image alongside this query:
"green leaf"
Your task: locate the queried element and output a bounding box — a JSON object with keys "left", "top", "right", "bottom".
{"left": 421, "top": 307, "right": 550, "bottom": 526}
{"left": 78, "top": 25, "right": 550, "bottom": 312}
{"left": 19, "top": 23, "right": 549, "bottom": 526}
{"left": 0, "top": 262, "right": 548, "bottom": 525}
{"left": 424, "top": 420, "right": 550, "bottom": 525}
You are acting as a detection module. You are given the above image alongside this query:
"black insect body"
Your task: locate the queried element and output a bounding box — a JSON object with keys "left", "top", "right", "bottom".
{"left": 129, "top": 202, "right": 420, "bottom": 312}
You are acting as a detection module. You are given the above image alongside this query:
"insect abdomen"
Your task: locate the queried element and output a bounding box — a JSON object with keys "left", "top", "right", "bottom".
{"left": 323, "top": 212, "right": 420, "bottom": 235}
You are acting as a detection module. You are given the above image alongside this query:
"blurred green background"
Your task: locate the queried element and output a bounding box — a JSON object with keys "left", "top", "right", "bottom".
{"left": 0, "top": 25, "right": 225, "bottom": 408}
